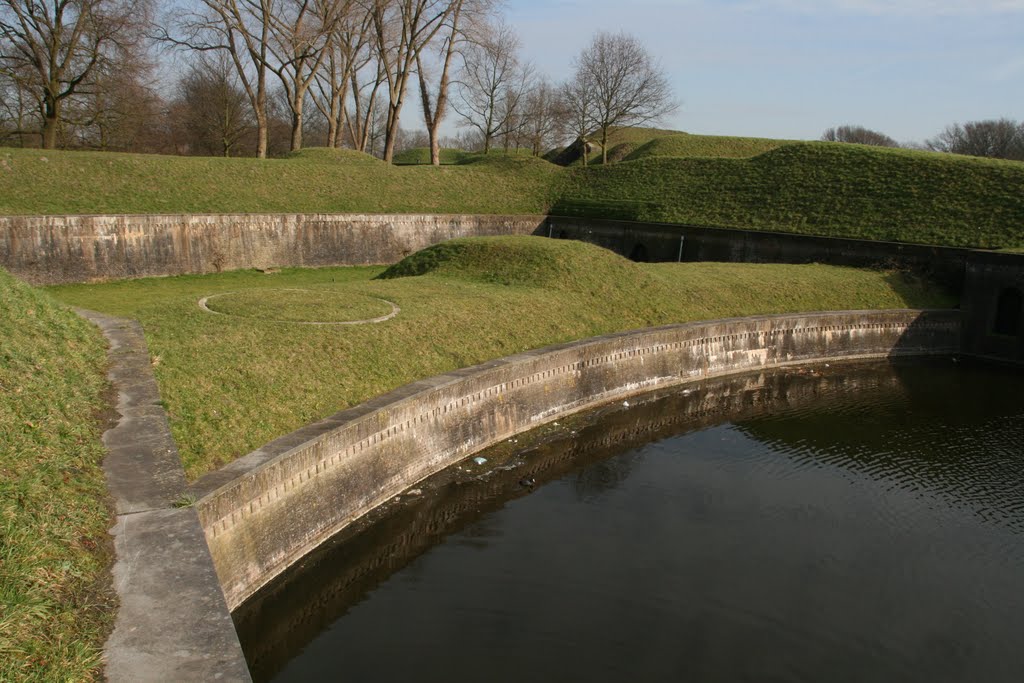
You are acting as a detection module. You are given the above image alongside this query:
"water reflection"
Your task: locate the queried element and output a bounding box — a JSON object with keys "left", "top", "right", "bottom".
{"left": 236, "top": 359, "right": 1024, "bottom": 683}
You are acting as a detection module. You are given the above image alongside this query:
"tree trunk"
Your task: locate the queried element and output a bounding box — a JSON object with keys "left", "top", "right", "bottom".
{"left": 41, "top": 96, "right": 60, "bottom": 149}
{"left": 291, "top": 108, "right": 303, "bottom": 151}
{"left": 290, "top": 85, "right": 306, "bottom": 152}
{"left": 601, "top": 126, "right": 609, "bottom": 165}
{"left": 255, "top": 74, "right": 268, "bottom": 159}
{"left": 382, "top": 79, "right": 406, "bottom": 163}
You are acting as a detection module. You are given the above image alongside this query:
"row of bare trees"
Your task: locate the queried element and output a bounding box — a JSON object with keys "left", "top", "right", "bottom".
{"left": 2, "top": 1, "right": 679, "bottom": 165}
{"left": 821, "top": 120, "right": 1024, "bottom": 162}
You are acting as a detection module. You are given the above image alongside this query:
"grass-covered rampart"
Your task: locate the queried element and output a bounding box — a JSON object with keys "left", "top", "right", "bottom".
{"left": 0, "top": 268, "right": 114, "bottom": 682}
{"left": 3, "top": 131, "right": 1023, "bottom": 249}
{"left": 622, "top": 132, "right": 788, "bottom": 160}
{"left": 0, "top": 147, "right": 562, "bottom": 216}
{"left": 49, "top": 236, "right": 954, "bottom": 481}
{"left": 559, "top": 143, "right": 1024, "bottom": 248}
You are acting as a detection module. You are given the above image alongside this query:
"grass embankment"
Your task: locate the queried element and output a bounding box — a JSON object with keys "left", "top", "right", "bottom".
{"left": 48, "top": 236, "right": 953, "bottom": 481}
{"left": 0, "top": 147, "right": 562, "bottom": 215}
{"left": 0, "top": 268, "right": 114, "bottom": 682}
{"left": 622, "top": 132, "right": 789, "bottom": 160}
{"left": 392, "top": 147, "right": 534, "bottom": 165}
{"left": 3, "top": 130, "right": 1023, "bottom": 248}
{"left": 557, "top": 142, "right": 1024, "bottom": 248}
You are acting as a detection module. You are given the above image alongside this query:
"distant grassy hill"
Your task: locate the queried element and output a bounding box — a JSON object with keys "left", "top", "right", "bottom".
{"left": 2, "top": 130, "right": 1023, "bottom": 248}
{"left": 557, "top": 142, "right": 1024, "bottom": 248}
{"left": 0, "top": 268, "right": 113, "bottom": 681}
{"left": 623, "top": 132, "right": 789, "bottom": 160}
{"left": 568, "top": 126, "right": 681, "bottom": 165}
{"left": 393, "top": 147, "right": 535, "bottom": 165}
{"left": 391, "top": 148, "right": 473, "bottom": 165}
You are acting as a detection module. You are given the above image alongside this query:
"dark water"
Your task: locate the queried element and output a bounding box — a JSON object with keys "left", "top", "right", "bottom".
{"left": 236, "top": 359, "right": 1024, "bottom": 683}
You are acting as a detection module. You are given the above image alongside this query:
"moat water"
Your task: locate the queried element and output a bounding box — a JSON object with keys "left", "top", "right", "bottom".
{"left": 236, "top": 359, "right": 1024, "bottom": 682}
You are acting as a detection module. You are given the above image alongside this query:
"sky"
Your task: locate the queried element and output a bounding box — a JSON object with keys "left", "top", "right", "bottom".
{"left": 502, "top": 0, "right": 1024, "bottom": 144}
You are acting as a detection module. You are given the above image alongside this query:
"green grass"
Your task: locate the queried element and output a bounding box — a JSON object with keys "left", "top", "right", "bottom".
{"left": 392, "top": 147, "right": 535, "bottom": 165}
{"left": 623, "top": 132, "right": 790, "bottom": 160}
{"left": 0, "top": 146, "right": 562, "bottom": 216}
{"left": 0, "top": 268, "right": 114, "bottom": 682}
{"left": 576, "top": 126, "right": 682, "bottom": 165}
{"left": 204, "top": 289, "right": 392, "bottom": 322}
{"left": 558, "top": 142, "right": 1024, "bottom": 248}
{"left": 391, "top": 148, "right": 475, "bottom": 165}
{"left": 3, "top": 128, "right": 1024, "bottom": 248}
{"left": 48, "top": 236, "right": 954, "bottom": 481}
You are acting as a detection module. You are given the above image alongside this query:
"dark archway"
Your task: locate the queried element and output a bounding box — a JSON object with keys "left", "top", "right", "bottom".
{"left": 629, "top": 243, "right": 649, "bottom": 263}
{"left": 993, "top": 287, "right": 1022, "bottom": 336}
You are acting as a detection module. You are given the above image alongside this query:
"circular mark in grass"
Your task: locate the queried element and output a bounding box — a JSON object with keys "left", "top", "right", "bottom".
{"left": 198, "top": 289, "right": 399, "bottom": 325}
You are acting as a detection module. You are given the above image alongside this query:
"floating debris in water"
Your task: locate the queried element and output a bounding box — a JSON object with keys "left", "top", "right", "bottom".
{"left": 622, "top": 400, "right": 630, "bottom": 407}
{"left": 407, "top": 488, "right": 423, "bottom": 496}
{"left": 519, "top": 477, "right": 536, "bottom": 488}
{"left": 473, "top": 457, "right": 488, "bottom": 465}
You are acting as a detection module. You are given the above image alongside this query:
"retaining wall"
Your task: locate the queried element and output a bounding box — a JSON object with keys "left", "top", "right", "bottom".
{"left": 546, "top": 216, "right": 980, "bottom": 293}
{"left": 192, "top": 309, "right": 962, "bottom": 611}
{"left": 0, "top": 213, "right": 545, "bottom": 284}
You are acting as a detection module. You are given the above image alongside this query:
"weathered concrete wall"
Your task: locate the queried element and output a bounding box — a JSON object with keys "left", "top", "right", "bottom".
{"left": 192, "top": 310, "right": 961, "bottom": 611}
{"left": 0, "top": 213, "right": 545, "bottom": 284}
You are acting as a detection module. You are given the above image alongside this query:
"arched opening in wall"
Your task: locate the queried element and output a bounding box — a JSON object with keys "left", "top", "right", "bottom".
{"left": 629, "top": 243, "right": 649, "bottom": 263}
{"left": 558, "top": 230, "right": 568, "bottom": 240}
{"left": 993, "top": 287, "right": 1022, "bottom": 336}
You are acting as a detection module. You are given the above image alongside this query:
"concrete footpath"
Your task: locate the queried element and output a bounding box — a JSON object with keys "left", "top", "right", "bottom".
{"left": 79, "top": 310, "right": 251, "bottom": 682}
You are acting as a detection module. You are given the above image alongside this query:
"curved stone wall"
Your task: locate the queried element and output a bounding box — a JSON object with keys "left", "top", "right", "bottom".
{"left": 192, "top": 309, "right": 962, "bottom": 611}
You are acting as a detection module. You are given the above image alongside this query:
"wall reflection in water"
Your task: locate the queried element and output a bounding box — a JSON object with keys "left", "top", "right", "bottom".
{"left": 236, "top": 358, "right": 1024, "bottom": 683}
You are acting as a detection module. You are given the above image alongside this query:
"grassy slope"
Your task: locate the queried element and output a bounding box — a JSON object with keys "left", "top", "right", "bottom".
{"left": 558, "top": 142, "right": 1024, "bottom": 248}
{"left": 0, "top": 268, "right": 114, "bottom": 682}
{"left": 392, "top": 147, "right": 534, "bottom": 165}
{"left": 0, "top": 147, "right": 562, "bottom": 215}
{"left": 3, "top": 130, "right": 1023, "bottom": 248}
{"left": 49, "top": 236, "right": 953, "bottom": 480}
{"left": 577, "top": 126, "right": 681, "bottom": 165}
{"left": 623, "top": 132, "right": 789, "bottom": 160}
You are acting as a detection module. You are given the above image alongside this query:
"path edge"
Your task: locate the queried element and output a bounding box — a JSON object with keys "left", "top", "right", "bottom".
{"left": 78, "top": 309, "right": 251, "bottom": 683}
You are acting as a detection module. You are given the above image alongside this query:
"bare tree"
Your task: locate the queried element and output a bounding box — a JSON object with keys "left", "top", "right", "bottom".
{"left": 172, "top": 52, "right": 254, "bottom": 156}
{"left": 414, "top": 0, "right": 463, "bottom": 165}
{"left": 265, "top": 0, "right": 350, "bottom": 151}
{"left": 161, "top": 0, "right": 279, "bottom": 158}
{"left": 0, "top": 0, "right": 152, "bottom": 149}
{"left": 821, "top": 125, "right": 898, "bottom": 148}
{"left": 451, "top": 20, "right": 524, "bottom": 154}
{"left": 521, "top": 77, "right": 563, "bottom": 157}
{"left": 568, "top": 31, "right": 676, "bottom": 165}
{"left": 926, "top": 118, "right": 1024, "bottom": 161}
{"left": 0, "top": 68, "right": 37, "bottom": 145}
{"left": 311, "top": 2, "right": 374, "bottom": 148}
{"left": 368, "top": 0, "right": 457, "bottom": 162}
{"left": 63, "top": 51, "right": 163, "bottom": 151}
{"left": 560, "top": 69, "right": 595, "bottom": 166}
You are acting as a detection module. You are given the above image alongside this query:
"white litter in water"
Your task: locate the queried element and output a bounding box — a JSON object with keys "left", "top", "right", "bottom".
{"left": 623, "top": 400, "right": 630, "bottom": 407}
{"left": 473, "top": 457, "right": 488, "bottom": 465}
